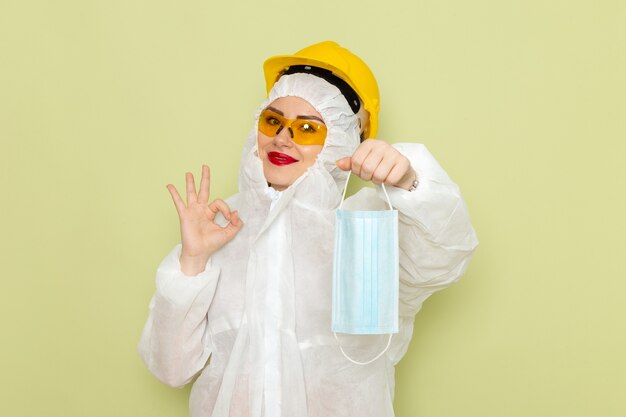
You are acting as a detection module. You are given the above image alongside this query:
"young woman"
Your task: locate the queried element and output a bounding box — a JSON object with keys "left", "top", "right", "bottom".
{"left": 138, "top": 42, "right": 478, "bottom": 417}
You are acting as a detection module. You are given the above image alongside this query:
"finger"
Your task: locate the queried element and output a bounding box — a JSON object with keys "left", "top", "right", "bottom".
{"left": 197, "top": 165, "right": 211, "bottom": 204}
{"left": 371, "top": 155, "right": 397, "bottom": 185}
{"left": 335, "top": 157, "right": 352, "bottom": 171}
{"left": 350, "top": 139, "right": 376, "bottom": 177}
{"left": 230, "top": 210, "right": 242, "bottom": 227}
{"left": 386, "top": 158, "right": 411, "bottom": 186}
{"left": 186, "top": 172, "right": 198, "bottom": 205}
{"left": 350, "top": 149, "right": 366, "bottom": 178}
{"left": 358, "top": 148, "right": 385, "bottom": 182}
{"left": 207, "top": 199, "right": 232, "bottom": 221}
{"left": 166, "top": 184, "right": 186, "bottom": 214}
{"left": 222, "top": 211, "right": 244, "bottom": 241}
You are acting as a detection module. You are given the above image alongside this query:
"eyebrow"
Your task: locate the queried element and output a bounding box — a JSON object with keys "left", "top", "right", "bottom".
{"left": 297, "top": 115, "right": 325, "bottom": 124}
{"left": 266, "top": 106, "right": 284, "bottom": 116}
{"left": 266, "top": 106, "right": 325, "bottom": 125}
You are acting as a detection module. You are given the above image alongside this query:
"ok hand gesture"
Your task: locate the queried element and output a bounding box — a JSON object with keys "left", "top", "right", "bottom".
{"left": 166, "top": 165, "right": 243, "bottom": 276}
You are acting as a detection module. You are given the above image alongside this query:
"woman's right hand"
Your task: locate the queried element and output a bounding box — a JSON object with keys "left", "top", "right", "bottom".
{"left": 166, "top": 165, "right": 243, "bottom": 276}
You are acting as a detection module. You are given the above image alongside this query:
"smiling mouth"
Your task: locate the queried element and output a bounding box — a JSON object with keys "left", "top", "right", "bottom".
{"left": 268, "top": 152, "right": 299, "bottom": 166}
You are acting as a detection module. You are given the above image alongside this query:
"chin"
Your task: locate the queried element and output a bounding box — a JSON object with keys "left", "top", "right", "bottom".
{"left": 262, "top": 160, "right": 309, "bottom": 190}
{"left": 263, "top": 170, "right": 293, "bottom": 190}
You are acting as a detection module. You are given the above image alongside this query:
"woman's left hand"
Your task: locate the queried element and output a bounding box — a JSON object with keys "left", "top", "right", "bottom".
{"left": 336, "top": 139, "right": 417, "bottom": 190}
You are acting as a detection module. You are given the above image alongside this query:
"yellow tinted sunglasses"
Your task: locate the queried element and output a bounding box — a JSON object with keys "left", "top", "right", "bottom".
{"left": 258, "top": 108, "right": 327, "bottom": 146}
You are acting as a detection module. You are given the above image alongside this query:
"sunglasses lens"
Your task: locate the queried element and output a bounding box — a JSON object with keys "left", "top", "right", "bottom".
{"left": 290, "top": 120, "right": 327, "bottom": 146}
{"left": 258, "top": 109, "right": 284, "bottom": 137}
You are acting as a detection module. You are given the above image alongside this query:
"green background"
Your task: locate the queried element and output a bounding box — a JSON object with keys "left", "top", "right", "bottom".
{"left": 2, "top": 1, "right": 625, "bottom": 416}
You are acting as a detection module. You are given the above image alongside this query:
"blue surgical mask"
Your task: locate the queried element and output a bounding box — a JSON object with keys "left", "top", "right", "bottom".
{"left": 332, "top": 172, "right": 399, "bottom": 364}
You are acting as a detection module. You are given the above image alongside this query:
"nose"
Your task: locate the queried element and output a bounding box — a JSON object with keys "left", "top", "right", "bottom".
{"left": 273, "top": 126, "right": 294, "bottom": 146}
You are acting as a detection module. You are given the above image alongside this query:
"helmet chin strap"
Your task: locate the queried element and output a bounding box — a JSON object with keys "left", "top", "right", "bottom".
{"left": 280, "top": 65, "right": 361, "bottom": 114}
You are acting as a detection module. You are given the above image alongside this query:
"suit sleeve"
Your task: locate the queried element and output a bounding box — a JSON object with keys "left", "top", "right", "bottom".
{"left": 388, "top": 143, "right": 478, "bottom": 362}
{"left": 137, "top": 244, "right": 220, "bottom": 387}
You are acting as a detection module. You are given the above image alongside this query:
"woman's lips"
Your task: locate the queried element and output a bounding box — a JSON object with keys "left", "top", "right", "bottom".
{"left": 268, "top": 152, "right": 299, "bottom": 166}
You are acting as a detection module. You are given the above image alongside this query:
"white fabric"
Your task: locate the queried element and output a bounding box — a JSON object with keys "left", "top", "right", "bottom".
{"left": 138, "top": 73, "right": 478, "bottom": 417}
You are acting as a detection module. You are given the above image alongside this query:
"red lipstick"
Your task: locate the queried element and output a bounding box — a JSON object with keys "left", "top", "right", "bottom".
{"left": 268, "top": 152, "right": 299, "bottom": 166}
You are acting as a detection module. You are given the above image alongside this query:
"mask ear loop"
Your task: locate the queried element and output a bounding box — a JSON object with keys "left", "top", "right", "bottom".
{"left": 334, "top": 171, "right": 394, "bottom": 365}
{"left": 333, "top": 332, "right": 393, "bottom": 366}
{"left": 339, "top": 171, "right": 393, "bottom": 210}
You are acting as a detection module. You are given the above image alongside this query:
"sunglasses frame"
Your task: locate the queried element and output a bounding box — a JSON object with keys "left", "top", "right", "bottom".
{"left": 258, "top": 109, "right": 327, "bottom": 146}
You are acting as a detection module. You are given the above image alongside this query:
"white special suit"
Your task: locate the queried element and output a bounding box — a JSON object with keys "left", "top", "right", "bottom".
{"left": 138, "top": 73, "right": 478, "bottom": 417}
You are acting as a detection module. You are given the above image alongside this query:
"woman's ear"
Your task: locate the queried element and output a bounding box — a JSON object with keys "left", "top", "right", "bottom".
{"left": 359, "top": 118, "right": 371, "bottom": 142}
{"left": 356, "top": 104, "right": 370, "bottom": 140}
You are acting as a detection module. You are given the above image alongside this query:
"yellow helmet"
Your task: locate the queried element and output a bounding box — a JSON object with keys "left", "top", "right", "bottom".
{"left": 263, "top": 41, "right": 380, "bottom": 139}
